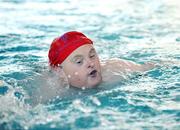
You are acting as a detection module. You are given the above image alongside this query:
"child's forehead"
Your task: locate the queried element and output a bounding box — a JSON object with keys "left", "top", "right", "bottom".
{"left": 70, "top": 44, "right": 95, "bottom": 57}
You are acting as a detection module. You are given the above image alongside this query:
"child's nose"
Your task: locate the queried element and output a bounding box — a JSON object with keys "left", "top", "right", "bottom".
{"left": 86, "top": 59, "right": 94, "bottom": 68}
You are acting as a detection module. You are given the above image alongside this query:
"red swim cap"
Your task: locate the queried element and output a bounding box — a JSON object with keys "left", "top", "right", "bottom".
{"left": 48, "top": 31, "right": 93, "bottom": 67}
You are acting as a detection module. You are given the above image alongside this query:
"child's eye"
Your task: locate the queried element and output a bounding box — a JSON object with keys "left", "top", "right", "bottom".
{"left": 90, "top": 54, "right": 96, "bottom": 58}
{"left": 75, "top": 59, "right": 83, "bottom": 65}
{"left": 76, "top": 61, "right": 82, "bottom": 64}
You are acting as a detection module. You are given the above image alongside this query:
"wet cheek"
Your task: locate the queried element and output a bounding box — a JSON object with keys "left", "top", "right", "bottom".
{"left": 66, "top": 71, "right": 79, "bottom": 79}
{"left": 68, "top": 72, "right": 81, "bottom": 82}
{"left": 68, "top": 71, "right": 87, "bottom": 82}
{"left": 74, "top": 72, "right": 83, "bottom": 81}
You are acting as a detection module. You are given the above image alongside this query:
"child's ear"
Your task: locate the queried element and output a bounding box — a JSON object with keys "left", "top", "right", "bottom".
{"left": 52, "top": 65, "right": 69, "bottom": 88}
{"left": 58, "top": 64, "right": 63, "bottom": 69}
{"left": 49, "top": 64, "right": 63, "bottom": 72}
{"left": 51, "top": 65, "right": 65, "bottom": 76}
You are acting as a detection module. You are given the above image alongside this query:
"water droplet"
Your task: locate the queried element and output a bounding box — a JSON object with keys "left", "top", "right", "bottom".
{"left": 91, "top": 97, "right": 101, "bottom": 106}
{"left": 75, "top": 72, "right": 78, "bottom": 75}
{"left": 82, "top": 87, "right": 86, "bottom": 90}
{"left": 67, "top": 75, "right": 71, "bottom": 78}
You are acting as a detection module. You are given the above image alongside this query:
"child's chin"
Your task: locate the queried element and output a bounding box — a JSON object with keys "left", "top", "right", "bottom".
{"left": 87, "top": 78, "right": 102, "bottom": 88}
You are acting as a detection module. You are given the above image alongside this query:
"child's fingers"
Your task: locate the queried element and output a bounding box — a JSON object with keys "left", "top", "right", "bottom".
{"left": 0, "top": 80, "right": 4, "bottom": 87}
{"left": 142, "top": 62, "right": 156, "bottom": 71}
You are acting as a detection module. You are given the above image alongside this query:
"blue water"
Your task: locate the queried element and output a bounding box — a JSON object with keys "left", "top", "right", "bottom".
{"left": 0, "top": 0, "right": 180, "bottom": 130}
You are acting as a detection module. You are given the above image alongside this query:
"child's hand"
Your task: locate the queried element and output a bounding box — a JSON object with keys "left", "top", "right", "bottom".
{"left": 0, "top": 80, "right": 4, "bottom": 87}
{"left": 142, "top": 62, "right": 156, "bottom": 71}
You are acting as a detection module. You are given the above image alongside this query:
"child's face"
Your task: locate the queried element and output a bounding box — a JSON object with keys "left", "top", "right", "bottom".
{"left": 61, "top": 44, "right": 102, "bottom": 88}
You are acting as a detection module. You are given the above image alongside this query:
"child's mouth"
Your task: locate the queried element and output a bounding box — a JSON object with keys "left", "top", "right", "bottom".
{"left": 89, "top": 70, "right": 97, "bottom": 77}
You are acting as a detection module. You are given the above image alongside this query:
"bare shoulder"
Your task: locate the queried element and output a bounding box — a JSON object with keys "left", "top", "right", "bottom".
{"left": 100, "top": 58, "right": 133, "bottom": 82}
{"left": 101, "top": 58, "right": 155, "bottom": 82}
{"left": 30, "top": 69, "right": 69, "bottom": 105}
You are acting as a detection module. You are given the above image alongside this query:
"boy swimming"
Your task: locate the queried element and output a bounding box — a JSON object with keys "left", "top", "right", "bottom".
{"left": 48, "top": 31, "right": 155, "bottom": 89}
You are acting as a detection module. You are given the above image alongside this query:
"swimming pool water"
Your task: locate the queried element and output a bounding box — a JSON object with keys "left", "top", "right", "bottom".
{"left": 0, "top": 0, "right": 180, "bottom": 130}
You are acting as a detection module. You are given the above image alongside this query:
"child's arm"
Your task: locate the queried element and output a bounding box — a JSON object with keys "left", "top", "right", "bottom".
{"left": 121, "top": 60, "right": 155, "bottom": 72}
{"left": 102, "top": 58, "right": 155, "bottom": 73}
